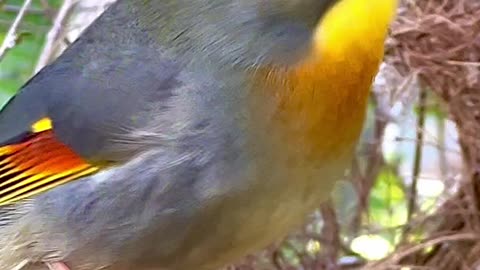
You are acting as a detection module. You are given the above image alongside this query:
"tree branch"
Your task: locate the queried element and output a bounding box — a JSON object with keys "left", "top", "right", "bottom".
{"left": 0, "top": 0, "right": 33, "bottom": 61}
{"left": 35, "top": 0, "right": 77, "bottom": 72}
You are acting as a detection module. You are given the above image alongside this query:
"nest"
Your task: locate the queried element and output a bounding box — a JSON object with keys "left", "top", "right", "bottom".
{"left": 388, "top": 0, "right": 480, "bottom": 164}
{"left": 374, "top": 0, "right": 480, "bottom": 268}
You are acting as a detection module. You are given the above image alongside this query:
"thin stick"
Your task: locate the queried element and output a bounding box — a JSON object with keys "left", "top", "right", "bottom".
{"left": 35, "top": 0, "right": 77, "bottom": 72}
{"left": 0, "top": 0, "right": 34, "bottom": 61}
{"left": 371, "top": 233, "right": 479, "bottom": 269}
{"left": 10, "top": 259, "right": 29, "bottom": 270}
{"left": 2, "top": 5, "right": 44, "bottom": 15}
{"left": 407, "top": 87, "right": 427, "bottom": 223}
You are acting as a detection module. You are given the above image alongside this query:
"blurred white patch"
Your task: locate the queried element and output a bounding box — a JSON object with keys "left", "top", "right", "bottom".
{"left": 382, "top": 122, "right": 400, "bottom": 163}
{"left": 417, "top": 178, "right": 445, "bottom": 197}
{"left": 351, "top": 235, "right": 392, "bottom": 260}
{"left": 306, "top": 239, "right": 321, "bottom": 255}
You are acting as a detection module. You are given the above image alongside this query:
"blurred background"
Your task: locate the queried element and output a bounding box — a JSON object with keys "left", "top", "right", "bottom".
{"left": 0, "top": 0, "right": 478, "bottom": 269}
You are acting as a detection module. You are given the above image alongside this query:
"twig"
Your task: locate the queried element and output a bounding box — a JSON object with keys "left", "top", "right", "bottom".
{"left": 0, "top": 0, "right": 33, "bottom": 61}
{"left": 2, "top": 5, "right": 44, "bottom": 15}
{"left": 319, "top": 201, "right": 341, "bottom": 267}
{"left": 435, "top": 104, "right": 449, "bottom": 182}
{"left": 393, "top": 136, "right": 461, "bottom": 155}
{"left": 35, "top": 0, "right": 77, "bottom": 72}
{"left": 39, "top": 0, "right": 56, "bottom": 19}
{"left": 11, "top": 259, "right": 29, "bottom": 270}
{"left": 407, "top": 87, "right": 427, "bottom": 223}
{"left": 446, "top": 60, "right": 480, "bottom": 67}
{"left": 371, "top": 233, "right": 480, "bottom": 269}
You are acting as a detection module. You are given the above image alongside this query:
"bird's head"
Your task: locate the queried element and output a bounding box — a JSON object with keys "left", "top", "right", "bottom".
{"left": 141, "top": 0, "right": 397, "bottom": 67}
{"left": 249, "top": 0, "right": 399, "bottom": 65}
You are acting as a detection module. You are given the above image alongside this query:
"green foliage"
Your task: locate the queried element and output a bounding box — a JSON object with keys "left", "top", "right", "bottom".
{"left": 0, "top": 0, "right": 61, "bottom": 108}
{"left": 369, "top": 167, "right": 407, "bottom": 242}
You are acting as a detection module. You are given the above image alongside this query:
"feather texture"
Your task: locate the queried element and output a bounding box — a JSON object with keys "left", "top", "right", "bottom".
{"left": 0, "top": 126, "right": 97, "bottom": 206}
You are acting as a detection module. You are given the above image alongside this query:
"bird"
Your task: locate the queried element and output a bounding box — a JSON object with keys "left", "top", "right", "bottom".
{"left": 0, "top": 0, "right": 397, "bottom": 269}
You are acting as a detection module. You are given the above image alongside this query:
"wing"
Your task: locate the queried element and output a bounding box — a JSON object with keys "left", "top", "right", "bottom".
{"left": 0, "top": 119, "right": 98, "bottom": 206}
{"left": 0, "top": 1, "right": 183, "bottom": 206}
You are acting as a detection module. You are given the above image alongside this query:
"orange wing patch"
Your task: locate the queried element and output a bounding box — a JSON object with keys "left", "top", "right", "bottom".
{"left": 0, "top": 120, "right": 98, "bottom": 206}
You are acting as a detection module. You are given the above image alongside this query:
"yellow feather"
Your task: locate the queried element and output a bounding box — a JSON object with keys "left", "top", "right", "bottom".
{"left": 315, "top": 0, "right": 399, "bottom": 59}
{"left": 0, "top": 167, "right": 97, "bottom": 206}
{"left": 31, "top": 117, "right": 52, "bottom": 133}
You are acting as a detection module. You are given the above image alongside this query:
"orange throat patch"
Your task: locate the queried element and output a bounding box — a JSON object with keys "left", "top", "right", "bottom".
{"left": 252, "top": 50, "right": 380, "bottom": 162}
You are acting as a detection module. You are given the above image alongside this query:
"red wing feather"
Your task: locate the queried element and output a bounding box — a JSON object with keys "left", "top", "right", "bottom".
{"left": 0, "top": 130, "right": 98, "bottom": 206}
